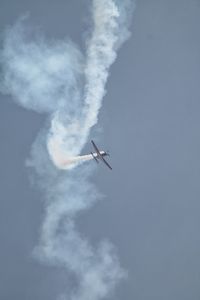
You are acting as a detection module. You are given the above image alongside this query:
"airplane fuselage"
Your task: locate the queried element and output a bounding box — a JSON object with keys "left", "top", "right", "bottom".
{"left": 92, "top": 151, "right": 108, "bottom": 158}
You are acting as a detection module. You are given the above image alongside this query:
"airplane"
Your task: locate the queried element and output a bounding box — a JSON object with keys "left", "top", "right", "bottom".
{"left": 91, "top": 140, "right": 112, "bottom": 170}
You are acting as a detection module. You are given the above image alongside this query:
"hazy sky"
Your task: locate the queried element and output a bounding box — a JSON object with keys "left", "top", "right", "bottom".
{"left": 0, "top": 0, "right": 200, "bottom": 300}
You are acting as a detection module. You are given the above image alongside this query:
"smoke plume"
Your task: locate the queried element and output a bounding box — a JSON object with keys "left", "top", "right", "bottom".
{"left": 0, "top": 0, "right": 134, "bottom": 299}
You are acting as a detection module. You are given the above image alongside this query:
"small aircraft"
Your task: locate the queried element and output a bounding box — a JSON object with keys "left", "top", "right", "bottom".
{"left": 91, "top": 140, "right": 112, "bottom": 170}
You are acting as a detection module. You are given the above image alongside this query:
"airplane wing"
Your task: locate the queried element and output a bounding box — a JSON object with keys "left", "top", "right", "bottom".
{"left": 100, "top": 155, "right": 112, "bottom": 170}
{"left": 91, "top": 140, "right": 100, "bottom": 155}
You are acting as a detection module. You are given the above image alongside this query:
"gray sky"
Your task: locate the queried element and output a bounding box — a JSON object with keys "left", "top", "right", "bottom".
{"left": 0, "top": 0, "right": 200, "bottom": 300}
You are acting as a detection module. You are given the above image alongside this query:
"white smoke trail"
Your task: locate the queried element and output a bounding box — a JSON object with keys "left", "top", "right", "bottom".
{"left": 47, "top": 0, "right": 134, "bottom": 169}
{"left": 0, "top": 1, "right": 134, "bottom": 299}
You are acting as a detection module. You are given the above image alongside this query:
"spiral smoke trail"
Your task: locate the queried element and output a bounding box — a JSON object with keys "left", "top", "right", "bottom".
{"left": 0, "top": 0, "right": 134, "bottom": 299}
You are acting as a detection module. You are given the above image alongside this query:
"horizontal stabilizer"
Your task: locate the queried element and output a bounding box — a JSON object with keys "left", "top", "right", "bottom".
{"left": 91, "top": 152, "right": 99, "bottom": 163}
